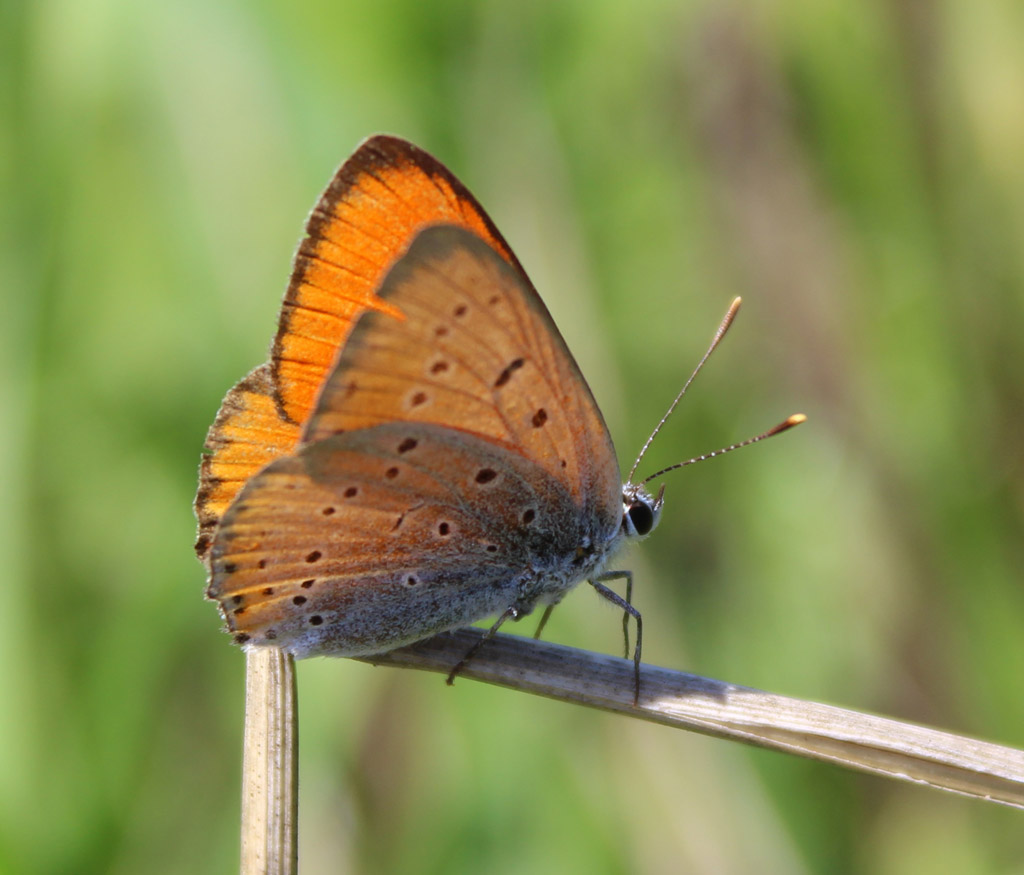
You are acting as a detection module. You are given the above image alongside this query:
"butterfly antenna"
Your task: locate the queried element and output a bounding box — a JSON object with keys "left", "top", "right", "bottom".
{"left": 627, "top": 297, "right": 743, "bottom": 482}
{"left": 641, "top": 414, "right": 806, "bottom": 484}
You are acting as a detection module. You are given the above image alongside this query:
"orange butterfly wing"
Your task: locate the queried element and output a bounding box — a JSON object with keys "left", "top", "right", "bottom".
{"left": 208, "top": 230, "right": 624, "bottom": 655}
{"left": 195, "top": 136, "right": 525, "bottom": 560}
{"left": 304, "top": 226, "right": 621, "bottom": 523}
{"left": 208, "top": 422, "right": 600, "bottom": 654}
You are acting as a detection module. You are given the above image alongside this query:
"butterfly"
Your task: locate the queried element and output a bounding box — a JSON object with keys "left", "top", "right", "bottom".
{"left": 197, "top": 135, "right": 802, "bottom": 702}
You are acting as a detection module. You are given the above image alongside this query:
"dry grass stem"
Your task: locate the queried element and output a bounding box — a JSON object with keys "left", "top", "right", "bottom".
{"left": 241, "top": 648, "right": 297, "bottom": 875}
{"left": 362, "top": 629, "right": 1024, "bottom": 809}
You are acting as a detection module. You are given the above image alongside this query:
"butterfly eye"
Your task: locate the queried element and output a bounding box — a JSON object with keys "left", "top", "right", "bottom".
{"left": 626, "top": 501, "right": 655, "bottom": 537}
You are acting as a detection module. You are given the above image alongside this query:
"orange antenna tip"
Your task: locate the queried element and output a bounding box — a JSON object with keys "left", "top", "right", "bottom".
{"left": 627, "top": 297, "right": 744, "bottom": 481}
{"left": 770, "top": 413, "right": 807, "bottom": 435}
{"left": 640, "top": 412, "right": 807, "bottom": 485}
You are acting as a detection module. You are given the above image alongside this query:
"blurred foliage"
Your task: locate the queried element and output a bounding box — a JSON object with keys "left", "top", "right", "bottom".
{"left": 2, "top": 0, "right": 1023, "bottom": 872}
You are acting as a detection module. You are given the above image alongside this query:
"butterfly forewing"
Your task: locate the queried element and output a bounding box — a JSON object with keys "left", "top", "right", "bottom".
{"left": 195, "top": 136, "right": 526, "bottom": 561}
{"left": 209, "top": 422, "right": 605, "bottom": 655}
{"left": 304, "top": 226, "right": 622, "bottom": 530}
{"left": 274, "top": 138, "right": 527, "bottom": 427}
{"left": 194, "top": 365, "right": 296, "bottom": 559}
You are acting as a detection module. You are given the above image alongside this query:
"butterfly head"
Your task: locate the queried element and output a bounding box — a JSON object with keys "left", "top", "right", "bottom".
{"left": 621, "top": 482, "right": 665, "bottom": 540}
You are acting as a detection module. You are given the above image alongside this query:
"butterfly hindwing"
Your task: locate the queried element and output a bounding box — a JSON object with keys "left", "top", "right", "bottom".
{"left": 208, "top": 421, "right": 604, "bottom": 655}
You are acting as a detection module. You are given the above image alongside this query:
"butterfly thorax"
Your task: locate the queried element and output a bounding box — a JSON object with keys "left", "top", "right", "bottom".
{"left": 508, "top": 480, "right": 662, "bottom": 618}
{"left": 513, "top": 522, "right": 622, "bottom": 612}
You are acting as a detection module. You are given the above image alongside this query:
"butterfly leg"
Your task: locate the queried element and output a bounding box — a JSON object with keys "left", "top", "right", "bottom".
{"left": 592, "top": 570, "right": 634, "bottom": 658}
{"left": 446, "top": 606, "right": 520, "bottom": 686}
{"left": 533, "top": 603, "right": 557, "bottom": 640}
{"left": 589, "top": 573, "right": 643, "bottom": 706}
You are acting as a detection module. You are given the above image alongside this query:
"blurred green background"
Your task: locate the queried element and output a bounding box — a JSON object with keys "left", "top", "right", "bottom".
{"left": 3, "top": 0, "right": 1023, "bottom": 872}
